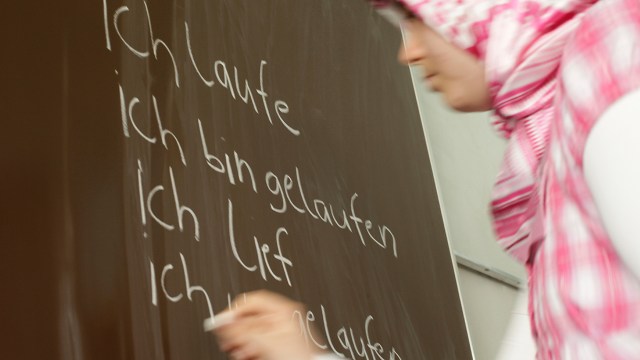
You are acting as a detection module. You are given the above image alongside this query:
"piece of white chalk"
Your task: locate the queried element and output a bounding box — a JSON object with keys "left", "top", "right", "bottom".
{"left": 203, "top": 312, "right": 236, "bottom": 332}
{"left": 203, "top": 318, "right": 217, "bottom": 332}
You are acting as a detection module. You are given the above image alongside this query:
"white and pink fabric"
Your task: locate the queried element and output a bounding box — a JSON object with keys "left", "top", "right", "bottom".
{"left": 532, "top": 0, "right": 640, "bottom": 357}
{"left": 371, "top": 0, "right": 596, "bottom": 263}
{"left": 370, "top": 0, "right": 640, "bottom": 358}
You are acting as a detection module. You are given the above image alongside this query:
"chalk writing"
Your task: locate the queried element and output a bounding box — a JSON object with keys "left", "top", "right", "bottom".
{"left": 112, "top": 1, "right": 181, "bottom": 87}
{"left": 137, "top": 160, "right": 200, "bottom": 241}
{"left": 119, "top": 88, "right": 187, "bottom": 166}
{"left": 105, "top": 1, "right": 299, "bottom": 136}
{"left": 198, "top": 119, "right": 258, "bottom": 193}
{"left": 294, "top": 305, "right": 403, "bottom": 360}
{"left": 227, "top": 198, "right": 294, "bottom": 286}
{"left": 149, "top": 253, "right": 214, "bottom": 320}
{"left": 265, "top": 167, "right": 398, "bottom": 257}
{"left": 104, "top": 0, "right": 405, "bottom": 357}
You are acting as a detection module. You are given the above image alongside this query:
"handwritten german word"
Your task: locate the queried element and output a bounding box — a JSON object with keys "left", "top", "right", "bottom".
{"left": 104, "top": 0, "right": 299, "bottom": 136}
{"left": 266, "top": 167, "right": 398, "bottom": 258}
{"left": 294, "top": 304, "right": 403, "bottom": 360}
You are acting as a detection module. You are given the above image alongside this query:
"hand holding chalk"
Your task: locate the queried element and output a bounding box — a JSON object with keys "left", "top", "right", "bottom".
{"left": 203, "top": 311, "right": 236, "bottom": 332}
{"left": 207, "top": 290, "right": 317, "bottom": 360}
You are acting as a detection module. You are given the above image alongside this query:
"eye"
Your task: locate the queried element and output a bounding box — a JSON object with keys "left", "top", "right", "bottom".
{"left": 404, "top": 10, "right": 418, "bottom": 20}
{"left": 393, "top": 0, "right": 418, "bottom": 20}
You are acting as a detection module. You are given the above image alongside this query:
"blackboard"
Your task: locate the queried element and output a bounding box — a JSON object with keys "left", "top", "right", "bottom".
{"left": 2, "top": 0, "right": 472, "bottom": 359}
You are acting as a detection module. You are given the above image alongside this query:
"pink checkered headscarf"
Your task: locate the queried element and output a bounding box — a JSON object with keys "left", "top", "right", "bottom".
{"left": 370, "top": 0, "right": 596, "bottom": 262}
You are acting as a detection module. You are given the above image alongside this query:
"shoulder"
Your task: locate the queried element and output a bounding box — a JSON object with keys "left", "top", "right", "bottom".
{"left": 559, "top": 0, "right": 640, "bottom": 127}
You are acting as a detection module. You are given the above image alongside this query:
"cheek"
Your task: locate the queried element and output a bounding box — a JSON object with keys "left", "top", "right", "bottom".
{"left": 439, "top": 65, "right": 491, "bottom": 112}
{"left": 442, "top": 87, "right": 474, "bottom": 112}
{"left": 442, "top": 80, "right": 492, "bottom": 112}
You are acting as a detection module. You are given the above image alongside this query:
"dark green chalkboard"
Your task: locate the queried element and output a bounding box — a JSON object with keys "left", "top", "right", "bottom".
{"left": 2, "top": 0, "right": 472, "bottom": 359}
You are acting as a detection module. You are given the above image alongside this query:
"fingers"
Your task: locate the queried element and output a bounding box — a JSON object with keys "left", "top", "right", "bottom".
{"left": 215, "top": 311, "right": 300, "bottom": 360}
{"left": 205, "top": 291, "right": 289, "bottom": 333}
{"left": 215, "top": 312, "right": 274, "bottom": 352}
{"left": 228, "top": 345, "right": 259, "bottom": 360}
{"left": 203, "top": 311, "right": 235, "bottom": 332}
{"left": 209, "top": 290, "right": 314, "bottom": 360}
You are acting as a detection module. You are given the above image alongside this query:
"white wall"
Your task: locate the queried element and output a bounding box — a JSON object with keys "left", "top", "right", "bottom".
{"left": 409, "top": 67, "right": 525, "bottom": 280}
{"left": 456, "top": 267, "right": 536, "bottom": 360}
{"left": 406, "top": 67, "right": 536, "bottom": 358}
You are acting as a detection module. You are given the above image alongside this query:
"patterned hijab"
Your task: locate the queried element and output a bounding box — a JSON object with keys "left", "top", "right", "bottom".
{"left": 370, "top": 0, "right": 596, "bottom": 262}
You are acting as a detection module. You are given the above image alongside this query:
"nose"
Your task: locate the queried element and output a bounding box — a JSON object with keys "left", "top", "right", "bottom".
{"left": 397, "top": 30, "right": 426, "bottom": 66}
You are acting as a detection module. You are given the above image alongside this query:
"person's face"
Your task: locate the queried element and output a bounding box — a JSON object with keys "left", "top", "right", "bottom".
{"left": 398, "top": 19, "right": 492, "bottom": 112}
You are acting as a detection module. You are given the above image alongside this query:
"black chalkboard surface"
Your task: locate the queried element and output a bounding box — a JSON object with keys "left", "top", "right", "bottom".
{"left": 2, "top": 0, "right": 472, "bottom": 359}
